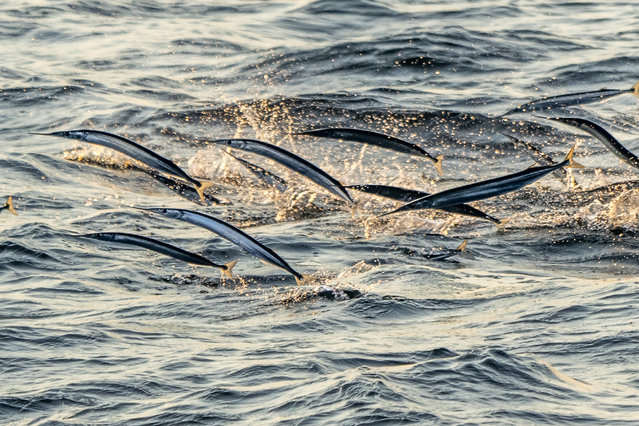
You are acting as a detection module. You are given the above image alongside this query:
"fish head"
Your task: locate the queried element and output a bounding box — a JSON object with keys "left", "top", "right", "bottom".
{"left": 217, "top": 139, "right": 246, "bottom": 150}
{"left": 49, "top": 130, "right": 88, "bottom": 141}
{"left": 143, "top": 207, "right": 184, "bottom": 219}
{"left": 81, "top": 232, "right": 110, "bottom": 241}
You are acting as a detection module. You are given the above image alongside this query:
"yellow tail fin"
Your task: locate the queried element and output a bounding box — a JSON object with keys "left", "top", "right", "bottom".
{"left": 6, "top": 196, "right": 17, "bottom": 216}
{"left": 496, "top": 217, "right": 510, "bottom": 230}
{"left": 563, "top": 145, "right": 585, "bottom": 169}
{"left": 221, "top": 259, "right": 238, "bottom": 279}
{"left": 195, "top": 180, "right": 215, "bottom": 202}
{"left": 456, "top": 240, "right": 468, "bottom": 252}
{"left": 632, "top": 80, "right": 639, "bottom": 98}
{"left": 433, "top": 155, "right": 444, "bottom": 176}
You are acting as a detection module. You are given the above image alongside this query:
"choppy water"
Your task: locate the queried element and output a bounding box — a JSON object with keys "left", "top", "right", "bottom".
{"left": 2, "top": 1, "right": 639, "bottom": 424}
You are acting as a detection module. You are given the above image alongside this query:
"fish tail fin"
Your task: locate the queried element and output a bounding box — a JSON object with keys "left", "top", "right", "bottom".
{"left": 632, "top": 80, "right": 639, "bottom": 98}
{"left": 563, "top": 145, "right": 585, "bottom": 169}
{"left": 195, "top": 180, "right": 214, "bottom": 202}
{"left": 433, "top": 155, "right": 444, "bottom": 176}
{"left": 496, "top": 217, "right": 511, "bottom": 230}
{"left": 295, "top": 274, "right": 312, "bottom": 285}
{"left": 221, "top": 259, "right": 238, "bottom": 279}
{"left": 5, "top": 196, "right": 17, "bottom": 216}
{"left": 456, "top": 240, "right": 468, "bottom": 252}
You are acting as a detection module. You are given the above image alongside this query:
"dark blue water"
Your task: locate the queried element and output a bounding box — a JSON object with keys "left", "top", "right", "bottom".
{"left": 2, "top": 1, "right": 639, "bottom": 423}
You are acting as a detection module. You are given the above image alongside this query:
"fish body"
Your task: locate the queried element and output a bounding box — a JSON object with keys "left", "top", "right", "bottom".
{"left": 503, "top": 87, "right": 633, "bottom": 116}
{"left": 545, "top": 117, "right": 639, "bottom": 169}
{"left": 347, "top": 184, "right": 506, "bottom": 226}
{"left": 225, "top": 151, "right": 289, "bottom": 193}
{"left": 210, "top": 138, "right": 352, "bottom": 203}
{"left": 346, "top": 184, "right": 428, "bottom": 202}
{"left": 297, "top": 128, "right": 443, "bottom": 175}
{"left": 1, "top": 196, "right": 17, "bottom": 215}
{"left": 385, "top": 146, "right": 581, "bottom": 216}
{"left": 140, "top": 208, "right": 304, "bottom": 283}
{"left": 33, "top": 130, "right": 212, "bottom": 200}
{"left": 79, "top": 232, "right": 236, "bottom": 277}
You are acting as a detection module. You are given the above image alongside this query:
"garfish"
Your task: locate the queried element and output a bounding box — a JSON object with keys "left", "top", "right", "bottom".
{"left": 502, "top": 80, "right": 639, "bottom": 116}
{"left": 383, "top": 145, "right": 583, "bottom": 216}
{"left": 78, "top": 232, "right": 237, "bottom": 277}
{"left": 0, "top": 196, "right": 17, "bottom": 215}
{"left": 544, "top": 116, "right": 639, "bottom": 170}
{"left": 225, "top": 151, "right": 289, "bottom": 193}
{"left": 296, "top": 128, "right": 443, "bottom": 175}
{"left": 208, "top": 138, "right": 352, "bottom": 203}
{"left": 346, "top": 184, "right": 508, "bottom": 227}
{"left": 138, "top": 208, "right": 305, "bottom": 284}
{"left": 31, "top": 130, "right": 213, "bottom": 201}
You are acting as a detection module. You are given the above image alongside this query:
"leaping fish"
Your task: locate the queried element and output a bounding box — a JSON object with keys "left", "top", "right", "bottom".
{"left": 296, "top": 128, "right": 443, "bottom": 175}
{"left": 1, "top": 196, "right": 17, "bottom": 215}
{"left": 544, "top": 117, "right": 639, "bottom": 170}
{"left": 78, "top": 232, "right": 237, "bottom": 277}
{"left": 31, "top": 130, "right": 213, "bottom": 201}
{"left": 383, "top": 145, "right": 583, "bottom": 216}
{"left": 209, "top": 138, "right": 352, "bottom": 203}
{"left": 502, "top": 80, "right": 639, "bottom": 116}
{"left": 346, "top": 184, "right": 508, "bottom": 227}
{"left": 225, "top": 151, "right": 289, "bottom": 193}
{"left": 138, "top": 208, "right": 305, "bottom": 284}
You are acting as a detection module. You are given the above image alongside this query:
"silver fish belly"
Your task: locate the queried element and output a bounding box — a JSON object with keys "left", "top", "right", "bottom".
{"left": 296, "top": 127, "right": 443, "bottom": 175}
{"left": 347, "top": 184, "right": 505, "bottom": 225}
{"left": 139, "top": 208, "right": 304, "bottom": 283}
{"left": 503, "top": 87, "right": 633, "bottom": 116}
{"left": 385, "top": 146, "right": 580, "bottom": 216}
{"left": 32, "top": 129, "right": 212, "bottom": 200}
{"left": 209, "top": 138, "right": 352, "bottom": 203}
{"left": 545, "top": 117, "right": 639, "bottom": 169}
{"left": 79, "top": 232, "right": 236, "bottom": 276}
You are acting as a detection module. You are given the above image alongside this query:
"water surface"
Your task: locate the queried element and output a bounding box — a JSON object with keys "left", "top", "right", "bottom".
{"left": 2, "top": 1, "right": 639, "bottom": 423}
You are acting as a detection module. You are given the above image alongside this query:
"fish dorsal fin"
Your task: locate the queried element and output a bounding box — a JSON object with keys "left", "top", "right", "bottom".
{"left": 632, "top": 80, "right": 639, "bottom": 98}
{"left": 456, "top": 239, "right": 468, "bottom": 252}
